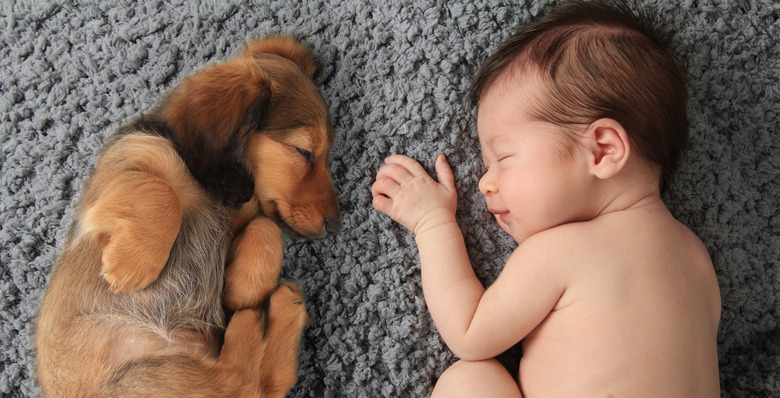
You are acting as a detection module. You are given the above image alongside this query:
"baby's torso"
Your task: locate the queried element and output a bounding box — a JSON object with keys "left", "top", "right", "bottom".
{"left": 518, "top": 207, "right": 721, "bottom": 397}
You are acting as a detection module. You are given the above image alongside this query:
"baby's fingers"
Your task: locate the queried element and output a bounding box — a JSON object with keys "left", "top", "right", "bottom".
{"left": 370, "top": 177, "right": 394, "bottom": 215}
{"left": 371, "top": 174, "right": 399, "bottom": 199}
{"left": 376, "top": 163, "right": 411, "bottom": 185}
{"left": 371, "top": 194, "right": 392, "bottom": 215}
{"left": 435, "top": 154, "right": 455, "bottom": 190}
{"left": 384, "top": 155, "right": 428, "bottom": 177}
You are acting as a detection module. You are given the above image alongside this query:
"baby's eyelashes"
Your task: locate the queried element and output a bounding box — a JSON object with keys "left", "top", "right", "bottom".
{"left": 496, "top": 153, "right": 514, "bottom": 163}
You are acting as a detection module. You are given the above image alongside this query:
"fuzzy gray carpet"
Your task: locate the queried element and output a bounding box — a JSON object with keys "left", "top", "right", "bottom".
{"left": 1, "top": 0, "right": 778, "bottom": 396}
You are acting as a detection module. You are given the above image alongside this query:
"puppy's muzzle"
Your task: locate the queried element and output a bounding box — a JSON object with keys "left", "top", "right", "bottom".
{"left": 324, "top": 216, "right": 343, "bottom": 235}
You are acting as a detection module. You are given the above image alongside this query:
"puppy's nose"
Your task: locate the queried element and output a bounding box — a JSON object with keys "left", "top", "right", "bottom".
{"left": 324, "top": 217, "right": 343, "bottom": 235}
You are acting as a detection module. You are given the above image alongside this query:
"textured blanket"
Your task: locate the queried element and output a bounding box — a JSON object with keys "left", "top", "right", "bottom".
{"left": 1, "top": 0, "right": 778, "bottom": 396}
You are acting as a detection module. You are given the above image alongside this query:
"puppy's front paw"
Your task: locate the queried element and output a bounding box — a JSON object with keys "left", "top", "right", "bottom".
{"left": 267, "top": 281, "right": 309, "bottom": 329}
{"left": 101, "top": 234, "right": 170, "bottom": 292}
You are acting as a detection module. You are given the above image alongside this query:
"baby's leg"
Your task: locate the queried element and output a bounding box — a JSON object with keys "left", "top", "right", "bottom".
{"left": 431, "top": 359, "right": 522, "bottom": 398}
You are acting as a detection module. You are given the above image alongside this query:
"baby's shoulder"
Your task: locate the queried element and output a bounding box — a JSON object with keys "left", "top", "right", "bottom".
{"left": 517, "top": 207, "right": 710, "bottom": 270}
{"left": 598, "top": 206, "right": 709, "bottom": 255}
{"left": 520, "top": 218, "right": 607, "bottom": 252}
{"left": 510, "top": 222, "right": 599, "bottom": 266}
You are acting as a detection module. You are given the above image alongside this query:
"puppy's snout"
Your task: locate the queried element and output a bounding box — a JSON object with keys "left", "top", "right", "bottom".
{"left": 324, "top": 217, "right": 343, "bottom": 235}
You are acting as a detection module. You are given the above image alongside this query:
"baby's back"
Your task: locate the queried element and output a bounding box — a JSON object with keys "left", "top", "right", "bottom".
{"left": 519, "top": 204, "right": 721, "bottom": 397}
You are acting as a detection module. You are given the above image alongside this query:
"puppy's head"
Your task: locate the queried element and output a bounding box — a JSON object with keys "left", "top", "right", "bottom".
{"left": 163, "top": 36, "right": 341, "bottom": 238}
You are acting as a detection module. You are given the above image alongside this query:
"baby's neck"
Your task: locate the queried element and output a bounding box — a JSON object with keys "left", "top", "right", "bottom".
{"left": 599, "top": 191, "right": 665, "bottom": 217}
{"left": 591, "top": 160, "right": 665, "bottom": 219}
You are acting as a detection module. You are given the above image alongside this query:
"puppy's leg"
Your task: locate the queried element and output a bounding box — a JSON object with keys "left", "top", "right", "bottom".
{"left": 258, "top": 281, "right": 309, "bottom": 398}
{"left": 109, "top": 309, "right": 268, "bottom": 397}
{"left": 84, "top": 172, "right": 182, "bottom": 292}
{"left": 223, "top": 217, "right": 283, "bottom": 311}
{"left": 213, "top": 308, "right": 269, "bottom": 396}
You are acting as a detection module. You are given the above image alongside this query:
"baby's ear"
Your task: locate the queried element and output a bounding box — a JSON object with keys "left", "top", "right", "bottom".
{"left": 584, "top": 118, "right": 630, "bottom": 180}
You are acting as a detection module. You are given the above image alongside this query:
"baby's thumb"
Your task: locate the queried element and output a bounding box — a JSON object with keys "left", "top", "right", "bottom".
{"left": 435, "top": 154, "right": 455, "bottom": 189}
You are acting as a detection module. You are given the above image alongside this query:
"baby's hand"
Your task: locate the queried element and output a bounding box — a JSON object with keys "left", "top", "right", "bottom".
{"left": 371, "top": 154, "right": 457, "bottom": 235}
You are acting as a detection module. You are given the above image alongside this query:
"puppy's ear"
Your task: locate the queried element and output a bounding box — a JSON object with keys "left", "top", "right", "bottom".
{"left": 162, "top": 59, "right": 271, "bottom": 209}
{"left": 242, "top": 36, "right": 317, "bottom": 79}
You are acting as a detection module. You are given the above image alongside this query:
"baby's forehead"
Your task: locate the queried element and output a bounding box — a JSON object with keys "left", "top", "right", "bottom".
{"left": 493, "top": 60, "right": 546, "bottom": 95}
{"left": 479, "top": 68, "right": 549, "bottom": 115}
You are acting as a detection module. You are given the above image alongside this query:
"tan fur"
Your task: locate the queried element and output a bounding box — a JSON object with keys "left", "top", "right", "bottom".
{"left": 224, "top": 217, "right": 283, "bottom": 310}
{"left": 35, "top": 36, "right": 340, "bottom": 397}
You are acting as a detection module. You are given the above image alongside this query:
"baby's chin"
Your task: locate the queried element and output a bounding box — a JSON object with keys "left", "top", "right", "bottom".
{"left": 496, "top": 219, "right": 532, "bottom": 244}
{"left": 496, "top": 219, "right": 518, "bottom": 241}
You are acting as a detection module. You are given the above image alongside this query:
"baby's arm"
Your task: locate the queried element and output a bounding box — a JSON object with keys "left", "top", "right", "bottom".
{"left": 372, "top": 155, "right": 485, "bottom": 347}
{"left": 372, "top": 155, "right": 563, "bottom": 360}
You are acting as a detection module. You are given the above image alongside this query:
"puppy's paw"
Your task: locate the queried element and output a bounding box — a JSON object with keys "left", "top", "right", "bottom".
{"left": 267, "top": 281, "right": 309, "bottom": 330}
{"left": 101, "top": 235, "right": 169, "bottom": 292}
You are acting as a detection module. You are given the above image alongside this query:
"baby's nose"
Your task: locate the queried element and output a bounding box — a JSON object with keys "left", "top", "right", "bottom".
{"left": 479, "top": 173, "right": 498, "bottom": 196}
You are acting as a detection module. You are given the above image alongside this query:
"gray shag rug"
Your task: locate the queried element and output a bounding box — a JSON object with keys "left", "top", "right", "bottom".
{"left": 1, "top": 1, "right": 778, "bottom": 396}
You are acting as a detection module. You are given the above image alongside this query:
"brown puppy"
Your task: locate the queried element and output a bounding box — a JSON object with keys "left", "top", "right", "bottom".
{"left": 35, "top": 36, "right": 341, "bottom": 397}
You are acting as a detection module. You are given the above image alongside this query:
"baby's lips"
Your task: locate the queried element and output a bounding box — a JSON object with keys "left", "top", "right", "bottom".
{"left": 487, "top": 205, "right": 505, "bottom": 215}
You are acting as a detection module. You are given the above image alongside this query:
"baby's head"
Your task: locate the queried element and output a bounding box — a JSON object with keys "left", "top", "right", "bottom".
{"left": 468, "top": 0, "right": 689, "bottom": 193}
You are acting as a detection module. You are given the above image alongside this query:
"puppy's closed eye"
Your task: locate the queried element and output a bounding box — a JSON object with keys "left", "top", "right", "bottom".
{"left": 295, "top": 147, "right": 314, "bottom": 163}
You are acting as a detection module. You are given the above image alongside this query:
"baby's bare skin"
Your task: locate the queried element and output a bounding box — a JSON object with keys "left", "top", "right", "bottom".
{"left": 371, "top": 77, "right": 721, "bottom": 396}
{"left": 375, "top": 156, "right": 720, "bottom": 396}
{"left": 515, "top": 205, "right": 720, "bottom": 397}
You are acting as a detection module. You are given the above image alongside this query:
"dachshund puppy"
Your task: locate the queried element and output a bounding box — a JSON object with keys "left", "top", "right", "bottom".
{"left": 35, "top": 36, "right": 341, "bottom": 397}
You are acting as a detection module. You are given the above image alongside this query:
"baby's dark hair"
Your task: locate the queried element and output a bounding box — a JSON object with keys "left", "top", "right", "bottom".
{"left": 468, "top": 0, "right": 689, "bottom": 193}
